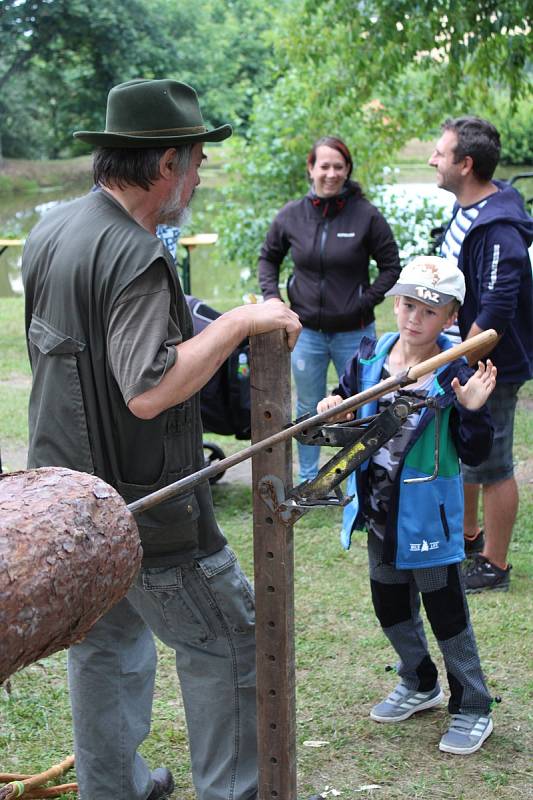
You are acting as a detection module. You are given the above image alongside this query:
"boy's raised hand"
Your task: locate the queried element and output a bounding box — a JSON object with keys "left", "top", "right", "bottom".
{"left": 317, "top": 394, "right": 354, "bottom": 422}
{"left": 451, "top": 360, "right": 497, "bottom": 411}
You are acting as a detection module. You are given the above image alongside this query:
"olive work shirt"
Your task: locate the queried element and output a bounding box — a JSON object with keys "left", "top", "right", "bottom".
{"left": 108, "top": 261, "right": 180, "bottom": 405}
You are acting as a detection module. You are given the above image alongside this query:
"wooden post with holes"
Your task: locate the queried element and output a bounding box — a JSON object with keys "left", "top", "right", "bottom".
{"left": 250, "top": 329, "right": 297, "bottom": 800}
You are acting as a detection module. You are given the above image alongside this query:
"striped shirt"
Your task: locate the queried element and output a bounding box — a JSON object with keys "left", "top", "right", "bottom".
{"left": 440, "top": 203, "right": 489, "bottom": 345}
{"left": 441, "top": 200, "right": 488, "bottom": 267}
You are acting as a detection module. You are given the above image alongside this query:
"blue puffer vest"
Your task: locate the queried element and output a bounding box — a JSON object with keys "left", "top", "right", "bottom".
{"left": 341, "top": 332, "right": 466, "bottom": 569}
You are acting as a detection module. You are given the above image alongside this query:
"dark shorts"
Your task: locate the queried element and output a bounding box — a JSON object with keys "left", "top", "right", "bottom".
{"left": 462, "top": 382, "right": 523, "bottom": 485}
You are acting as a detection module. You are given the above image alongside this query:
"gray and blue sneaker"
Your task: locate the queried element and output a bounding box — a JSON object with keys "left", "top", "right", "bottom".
{"left": 370, "top": 682, "right": 444, "bottom": 722}
{"left": 439, "top": 713, "right": 493, "bottom": 755}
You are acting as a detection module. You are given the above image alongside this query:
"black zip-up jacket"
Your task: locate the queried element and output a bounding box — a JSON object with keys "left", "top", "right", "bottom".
{"left": 258, "top": 181, "right": 401, "bottom": 332}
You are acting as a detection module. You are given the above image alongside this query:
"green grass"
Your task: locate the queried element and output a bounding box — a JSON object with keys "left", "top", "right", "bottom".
{"left": 2, "top": 487, "right": 532, "bottom": 798}
{"left": 0, "top": 174, "right": 39, "bottom": 194}
{"left": 1, "top": 297, "right": 532, "bottom": 799}
{"left": 0, "top": 385, "right": 30, "bottom": 447}
{"left": 0, "top": 296, "right": 29, "bottom": 379}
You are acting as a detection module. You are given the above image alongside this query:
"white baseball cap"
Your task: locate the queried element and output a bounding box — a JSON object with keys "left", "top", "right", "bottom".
{"left": 385, "top": 256, "right": 466, "bottom": 307}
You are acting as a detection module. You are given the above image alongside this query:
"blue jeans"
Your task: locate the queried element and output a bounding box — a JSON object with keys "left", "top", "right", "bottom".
{"left": 291, "top": 324, "right": 375, "bottom": 481}
{"left": 68, "top": 546, "right": 257, "bottom": 800}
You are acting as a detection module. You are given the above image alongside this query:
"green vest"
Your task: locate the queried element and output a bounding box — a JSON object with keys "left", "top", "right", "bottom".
{"left": 22, "top": 190, "right": 225, "bottom": 565}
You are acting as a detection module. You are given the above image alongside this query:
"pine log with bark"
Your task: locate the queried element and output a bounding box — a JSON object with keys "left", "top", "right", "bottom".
{"left": 0, "top": 467, "right": 141, "bottom": 683}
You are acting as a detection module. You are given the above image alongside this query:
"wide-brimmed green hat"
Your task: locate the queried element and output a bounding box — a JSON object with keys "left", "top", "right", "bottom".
{"left": 74, "top": 78, "right": 232, "bottom": 147}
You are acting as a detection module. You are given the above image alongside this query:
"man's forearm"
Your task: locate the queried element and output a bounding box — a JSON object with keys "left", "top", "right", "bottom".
{"left": 466, "top": 322, "right": 485, "bottom": 340}
{"left": 465, "top": 322, "right": 501, "bottom": 365}
{"left": 128, "top": 313, "right": 249, "bottom": 419}
{"left": 128, "top": 300, "right": 301, "bottom": 419}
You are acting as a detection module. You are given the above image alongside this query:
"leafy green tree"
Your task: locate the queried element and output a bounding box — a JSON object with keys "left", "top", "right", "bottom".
{"left": 498, "top": 106, "right": 533, "bottom": 164}
{"left": 214, "top": 0, "right": 532, "bottom": 269}
{"left": 160, "top": 0, "right": 281, "bottom": 130}
{"left": 0, "top": 0, "right": 283, "bottom": 158}
{"left": 0, "top": 0, "right": 178, "bottom": 157}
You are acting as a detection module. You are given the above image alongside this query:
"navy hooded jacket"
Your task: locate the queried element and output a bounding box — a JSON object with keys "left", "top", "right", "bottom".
{"left": 446, "top": 180, "right": 533, "bottom": 383}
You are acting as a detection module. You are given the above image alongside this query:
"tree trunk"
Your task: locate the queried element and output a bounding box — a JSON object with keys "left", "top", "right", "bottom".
{"left": 0, "top": 467, "right": 141, "bottom": 683}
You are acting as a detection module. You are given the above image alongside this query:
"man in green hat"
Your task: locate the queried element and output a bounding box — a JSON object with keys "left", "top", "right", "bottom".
{"left": 22, "top": 78, "right": 301, "bottom": 800}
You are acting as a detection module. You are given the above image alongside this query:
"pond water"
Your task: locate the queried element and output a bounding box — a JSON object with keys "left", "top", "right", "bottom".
{"left": 1, "top": 164, "right": 530, "bottom": 302}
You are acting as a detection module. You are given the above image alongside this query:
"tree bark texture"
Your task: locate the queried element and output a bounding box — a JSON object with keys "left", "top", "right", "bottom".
{"left": 0, "top": 467, "right": 141, "bottom": 683}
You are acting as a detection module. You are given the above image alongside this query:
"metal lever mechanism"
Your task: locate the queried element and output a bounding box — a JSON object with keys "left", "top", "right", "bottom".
{"left": 258, "top": 397, "right": 441, "bottom": 526}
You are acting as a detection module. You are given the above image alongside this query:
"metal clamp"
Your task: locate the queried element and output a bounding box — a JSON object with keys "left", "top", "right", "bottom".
{"left": 403, "top": 398, "right": 441, "bottom": 484}
{"left": 257, "top": 396, "right": 442, "bottom": 526}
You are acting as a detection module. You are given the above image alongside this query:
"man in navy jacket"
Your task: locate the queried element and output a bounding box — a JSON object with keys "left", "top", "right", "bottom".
{"left": 429, "top": 115, "right": 533, "bottom": 593}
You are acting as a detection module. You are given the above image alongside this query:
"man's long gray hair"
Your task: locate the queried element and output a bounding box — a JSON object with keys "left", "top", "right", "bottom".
{"left": 93, "top": 144, "right": 193, "bottom": 191}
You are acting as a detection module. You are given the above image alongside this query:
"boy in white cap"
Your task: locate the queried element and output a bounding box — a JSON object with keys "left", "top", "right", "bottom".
{"left": 318, "top": 256, "right": 497, "bottom": 755}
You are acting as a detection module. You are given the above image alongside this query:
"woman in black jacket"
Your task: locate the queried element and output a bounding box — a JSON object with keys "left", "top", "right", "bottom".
{"left": 258, "top": 136, "right": 401, "bottom": 480}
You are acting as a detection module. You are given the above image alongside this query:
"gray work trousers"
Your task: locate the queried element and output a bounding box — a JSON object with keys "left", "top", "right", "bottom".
{"left": 67, "top": 546, "right": 258, "bottom": 800}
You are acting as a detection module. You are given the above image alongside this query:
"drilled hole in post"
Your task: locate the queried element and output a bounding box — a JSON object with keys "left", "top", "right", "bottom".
{"left": 267, "top": 585, "right": 275, "bottom": 593}
{"left": 269, "top": 689, "right": 276, "bottom": 696}
{"left": 267, "top": 621, "right": 275, "bottom": 628}
{"left": 266, "top": 551, "right": 274, "bottom": 559}
{"left": 265, "top": 516, "right": 273, "bottom": 524}
{"left": 270, "top": 757, "right": 278, "bottom": 764}
{"left": 264, "top": 410, "right": 272, "bottom": 419}
{"left": 270, "top": 722, "right": 277, "bottom": 730}
{"left": 267, "top": 654, "right": 276, "bottom": 661}
{"left": 266, "top": 446, "right": 273, "bottom": 453}
{"left": 271, "top": 792, "right": 278, "bottom": 798}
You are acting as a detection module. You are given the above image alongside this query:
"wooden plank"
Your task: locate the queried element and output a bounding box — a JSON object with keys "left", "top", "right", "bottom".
{"left": 250, "top": 329, "right": 297, "bottom": 800}
{"left": 0, "top": 239, "right": 25, "bottom": 247}
{"left": 178, "top": 233, "right": 218, "bottom": 247}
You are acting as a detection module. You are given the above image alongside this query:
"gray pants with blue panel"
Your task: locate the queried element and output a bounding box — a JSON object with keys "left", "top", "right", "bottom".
{"left": 368, "top": 532, "right": 491, "bottom": 714}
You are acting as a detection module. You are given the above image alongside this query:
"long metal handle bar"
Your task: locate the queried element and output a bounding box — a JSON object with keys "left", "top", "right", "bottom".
{"left": 127, "top": 328, "right": 497, "bottom": 515}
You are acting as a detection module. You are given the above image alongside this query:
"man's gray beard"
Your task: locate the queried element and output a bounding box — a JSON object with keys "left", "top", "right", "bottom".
{"left": 159, "top": 204, "right": 192, "bottom": 229}
{"left": 158, "top": 184, "right": 194, "bottom": 228}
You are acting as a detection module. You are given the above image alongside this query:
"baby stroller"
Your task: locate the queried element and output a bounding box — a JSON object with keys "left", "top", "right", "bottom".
{"left": 186, "top": 296, "right": 251, "bottom": 483}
